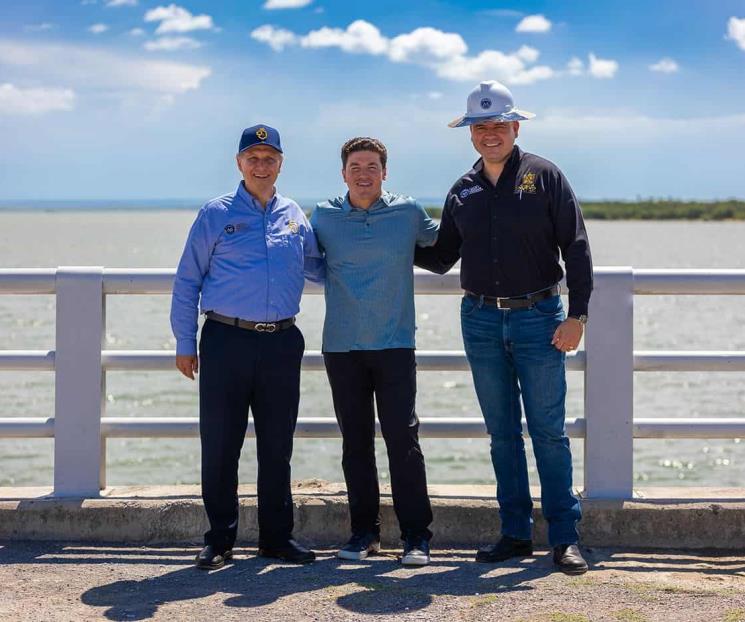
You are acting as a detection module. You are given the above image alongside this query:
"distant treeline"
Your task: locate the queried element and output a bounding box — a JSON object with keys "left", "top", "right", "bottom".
{"left": 421, "top": 200, "right": 745, "bottom": 220}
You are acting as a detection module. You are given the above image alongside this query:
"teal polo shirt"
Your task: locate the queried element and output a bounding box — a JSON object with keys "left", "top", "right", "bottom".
{"left": 310, "top": 191, "right": 438, "bottom": 352}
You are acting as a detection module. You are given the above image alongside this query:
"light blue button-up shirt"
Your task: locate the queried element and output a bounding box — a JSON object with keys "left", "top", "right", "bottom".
{"left": 170, "top": 182, "right": 324, "bottom": 355}
{"left": 310, "top": 191, "right": 438, "bottom": 352}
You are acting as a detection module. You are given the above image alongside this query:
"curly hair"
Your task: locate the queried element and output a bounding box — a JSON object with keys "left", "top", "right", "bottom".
{"left": 340, "top": 137, "right": 387, "bottom": 169}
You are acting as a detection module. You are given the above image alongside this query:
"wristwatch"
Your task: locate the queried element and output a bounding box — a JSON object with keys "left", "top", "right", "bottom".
{"left": 569, "top": 314, "right": 588, "bottom": 325}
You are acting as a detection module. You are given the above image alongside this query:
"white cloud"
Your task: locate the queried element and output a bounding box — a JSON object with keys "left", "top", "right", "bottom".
{"left": 250, "top": 25, "right": 298, "bottom": 51}
{"left": 588, "top": 53, "right": 618, "bottom": 78}
{"left": 515, "top": 14, "right": 552, "bottom": 33}
{"left": 436, "top": 49, "right": 554, "bottom": 84}
{"left": 0, "top": 39, "right": 211, "bottom": 102}
{"left": 129, "top": 28, "right": 146, "bottom": 37}
{"left": 301, "top": 20, "right": 388, "bottom": 55}
{"left": 144, "top": 36, "right": 201, "bottom": 51}
{"left": 24, "top": 23, "right": 55, "bottom": 32}
{"left": 515, "top": 45, "right": 539, "bottom": 63}
{"left": 0, "top": 83, "right": 75, "bottom": 115}
{"left": 144, "top": 4, "right": 215, "bottom": 34}
{"left": 388, "top": 27, "right": 467, "bottom": 63}
{"left": 81, "top": 0, "right": 97, "bottom": 4}
{"left": 649, "top": 57, "right": 679, "bottom": 73}
{"left": 106, "top": 0, "right": 137, "bottom": 6}
{"left": 263, "top": 0, "right": 312, "bottom": 8}
{"left": 88, "top": 23, "right": 109, "bottom": 34}
{"left": 252, "top": 20, "right": 555, "bottom": 85}
{"left": 566, "top": 56, "right": 584, "bottom": 76}
{"left": 726, "top": 16, "right": 745, "bottom": 51}
{"left": 427, "top": 91, "right": 443, "bottom": 100}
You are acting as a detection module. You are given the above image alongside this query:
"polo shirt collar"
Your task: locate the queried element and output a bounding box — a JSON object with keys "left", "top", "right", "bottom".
{"left": 342, "top": 190, "right": 391, "bottom": 212}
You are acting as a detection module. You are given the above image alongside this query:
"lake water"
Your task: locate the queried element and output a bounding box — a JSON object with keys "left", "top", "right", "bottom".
{"left": 1, "top": 212, "right": 743, "bottom": 489}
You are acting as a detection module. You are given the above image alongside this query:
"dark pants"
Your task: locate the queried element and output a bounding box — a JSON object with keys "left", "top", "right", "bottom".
{"left": 198, "top": 319, "right": 304, "bottom": 551}
{"left": 323, "top": 348, "right": 433, "bottom": 541}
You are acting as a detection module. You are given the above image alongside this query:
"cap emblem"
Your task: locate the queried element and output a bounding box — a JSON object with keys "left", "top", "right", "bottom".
{"left": 480, "top": 98, "right": 492, "bottom": 110}
{"left": 256, "top": 127, "right": 268, "bottom": 140}
{"left": 224, "top": 224, "right": 235, "bottom": 234}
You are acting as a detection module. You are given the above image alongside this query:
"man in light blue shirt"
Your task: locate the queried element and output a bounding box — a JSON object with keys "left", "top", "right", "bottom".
{"left": 311, "top": 137, "right": 438, "bottom": 566}
{"left": 171, "top": 124, "right": 323, "bottom": 568}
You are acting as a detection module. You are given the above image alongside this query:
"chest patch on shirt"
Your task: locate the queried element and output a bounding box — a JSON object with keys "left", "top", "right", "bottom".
{"left": 287, "top": 219, "right": 299, "bottom": 234}
{"left": 459, "top": 185, "right": 484, "bottom": 200}
{"left": 224, "top": 223, "right": 250, "bottom": 234}
{"left": 517, "top": 172, "right": 537, "bottom": 194}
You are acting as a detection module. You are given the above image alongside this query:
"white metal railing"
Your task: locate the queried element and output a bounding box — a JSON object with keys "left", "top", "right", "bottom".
{"left": 1, "top": 266, "right": 745, "bottom": 499}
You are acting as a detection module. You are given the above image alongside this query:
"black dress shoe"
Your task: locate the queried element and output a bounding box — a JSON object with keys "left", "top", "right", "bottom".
{"left": 552, "top": 544, "right": 588, "bottom": 575}
{"left": 258, "top": 539, "right": 316, "bottom": 564}
{"left": 475, "top": 536, "right": 533, "bottom": 563}
{"left": 195, "top": 545, "right": 233, "bottom": 570}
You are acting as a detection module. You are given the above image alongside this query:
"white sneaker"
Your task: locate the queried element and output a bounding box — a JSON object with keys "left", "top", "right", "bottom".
{"left": 337, "top": 532, "right": 381, "bottom": 561}
{"left": 401, "top": 536, "right": 430, "bottom": 567}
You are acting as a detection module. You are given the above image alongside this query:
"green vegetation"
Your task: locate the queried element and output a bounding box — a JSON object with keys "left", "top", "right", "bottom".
{"left": 723, "top": 609, "right": 745, "bottom": 622}
{"left": 422, "top": 200, "right": 745, "bottom": 220}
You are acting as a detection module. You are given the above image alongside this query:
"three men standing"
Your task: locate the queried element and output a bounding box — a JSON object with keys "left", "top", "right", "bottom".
{"left": 171, "top": 124, "right": 323, "bottom": 568}
{"left": 416, "top": 81, "right": 593, "bottom": 574}
{"left": 311, "top": 138, "right": 438, "bottom": 566}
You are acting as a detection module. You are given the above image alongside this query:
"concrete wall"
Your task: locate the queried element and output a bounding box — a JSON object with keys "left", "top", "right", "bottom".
{"left": 1, "top": 484, "right": 744, "bottom": 549}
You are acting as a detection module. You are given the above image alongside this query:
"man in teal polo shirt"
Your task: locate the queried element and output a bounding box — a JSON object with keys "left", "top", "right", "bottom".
{"left": 311, "top": 137, "right": 438, "bottom": 566}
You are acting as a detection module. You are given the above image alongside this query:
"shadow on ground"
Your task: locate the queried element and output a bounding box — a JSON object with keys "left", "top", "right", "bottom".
{"left": 3, "top": 543, "right": 744, "bottom": 620}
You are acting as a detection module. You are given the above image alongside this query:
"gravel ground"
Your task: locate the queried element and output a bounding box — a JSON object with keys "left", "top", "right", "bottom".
{"left": 1, "top": 542, "right": 744, "bottom": 622}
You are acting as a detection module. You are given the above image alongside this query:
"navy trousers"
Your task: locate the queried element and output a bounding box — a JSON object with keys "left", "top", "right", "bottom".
{"left": 198, "top": 319, "right": 304, "bottom": 551}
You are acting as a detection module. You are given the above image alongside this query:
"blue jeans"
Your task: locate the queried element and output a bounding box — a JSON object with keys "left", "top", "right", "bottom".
{"left": 461, "top": 294, "right": 581, "bottom": 546}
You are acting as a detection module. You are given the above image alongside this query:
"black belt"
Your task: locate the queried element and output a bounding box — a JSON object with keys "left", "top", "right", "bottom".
{"left": 205, "top": 311, "right": 296, "bottom": 333}
{"left": 465, "top": 285, "right": 560, "bottom": 310}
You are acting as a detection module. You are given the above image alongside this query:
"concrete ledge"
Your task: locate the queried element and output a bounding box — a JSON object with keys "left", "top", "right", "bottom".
{"left": 1, "top": 481, "right": 744, "bottom": 549}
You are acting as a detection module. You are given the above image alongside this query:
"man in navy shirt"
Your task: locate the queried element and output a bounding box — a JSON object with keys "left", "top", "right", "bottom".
{"left": 311, "top": 137, "right": 438, "bottom": 566}
{"left": 416, "top": 81, "right": 592, "bottom": 574}
{"left": 171, "top": 124, "right": 323, "bottom": 568}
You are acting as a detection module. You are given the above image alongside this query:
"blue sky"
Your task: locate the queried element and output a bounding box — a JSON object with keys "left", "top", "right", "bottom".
{"left": 1, "top": 0, "right": 744, "bottom": 201}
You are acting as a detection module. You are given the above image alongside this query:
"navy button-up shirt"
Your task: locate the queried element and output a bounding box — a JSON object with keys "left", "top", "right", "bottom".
{"left": 170, "top": 182, "right": 324, "bottom": 355}
{"left": 415, "top": 146, "right": 593, "bottom": 317}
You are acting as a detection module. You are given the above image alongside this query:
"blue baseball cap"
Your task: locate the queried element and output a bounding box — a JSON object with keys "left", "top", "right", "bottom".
{"left": 238, "top": 124, "right": 283, "bottom": 154}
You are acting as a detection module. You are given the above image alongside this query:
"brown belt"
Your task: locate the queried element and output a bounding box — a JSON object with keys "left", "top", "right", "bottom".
{"left": 205, "top": 311, "right": 296, "bottom": 333}
{"left": 465, "top": 285, "right": 560, "bottom": 310}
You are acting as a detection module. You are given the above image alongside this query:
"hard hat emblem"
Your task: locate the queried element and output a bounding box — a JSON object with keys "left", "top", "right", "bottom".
{"left": 256, "top": 127, "right": 268, "bottom": 140}
{"left": 224, "top": 224, "right": 235, "bottom": 234}
{"left": 480, "top": 98, "right": 492, "bottom": 110}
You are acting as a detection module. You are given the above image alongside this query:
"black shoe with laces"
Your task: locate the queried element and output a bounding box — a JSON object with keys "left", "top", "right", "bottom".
{"left": 337, "top": 532, "right": 381, "bottom": 560}
{"left": 258, "top": 539, "right": 316, "bottom": 564}
{"left": 475, "top": 535, "right": 533, "bottom": 563}
{"left": 195, "top": 545, "right": 233, "bottom": 570}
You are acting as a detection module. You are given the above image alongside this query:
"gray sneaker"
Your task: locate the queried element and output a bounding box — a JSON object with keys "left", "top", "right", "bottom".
{"left": 337, "top": 532, "right": 381, "bottom": 561}
{"left": 401, "top": 536, "right": 430, "bottom": 567}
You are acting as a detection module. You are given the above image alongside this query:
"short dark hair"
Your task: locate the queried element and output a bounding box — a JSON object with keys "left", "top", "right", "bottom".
{"left": 341, "top": 137, "right": 387, "bottom": 169}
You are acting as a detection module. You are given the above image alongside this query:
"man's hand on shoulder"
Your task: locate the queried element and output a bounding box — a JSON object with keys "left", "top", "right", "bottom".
{"left": 551, "top": 318, "right": 584, "bottom": 352}
{"left": 176, "top": 355, "right": 199, "bottom": 380}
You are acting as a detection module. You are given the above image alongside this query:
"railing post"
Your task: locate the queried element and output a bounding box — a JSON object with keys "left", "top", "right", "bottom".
{"left": 583, "top": 267, "right": 634, "bottom": 498}
{"left": 54, "top": 267, "right": 105, "bottom": 497}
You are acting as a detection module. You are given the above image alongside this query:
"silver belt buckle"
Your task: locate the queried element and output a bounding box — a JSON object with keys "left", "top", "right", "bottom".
{"left": 495, "top": 298, "right": 508, "bottom": 309}
{"left": 255, "top": 322, "right": 277, "bottom": 333}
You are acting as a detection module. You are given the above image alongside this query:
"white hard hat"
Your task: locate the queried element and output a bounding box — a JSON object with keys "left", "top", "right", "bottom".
{"left": 448, "top": 80, "right": 535, "bottom": 128}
